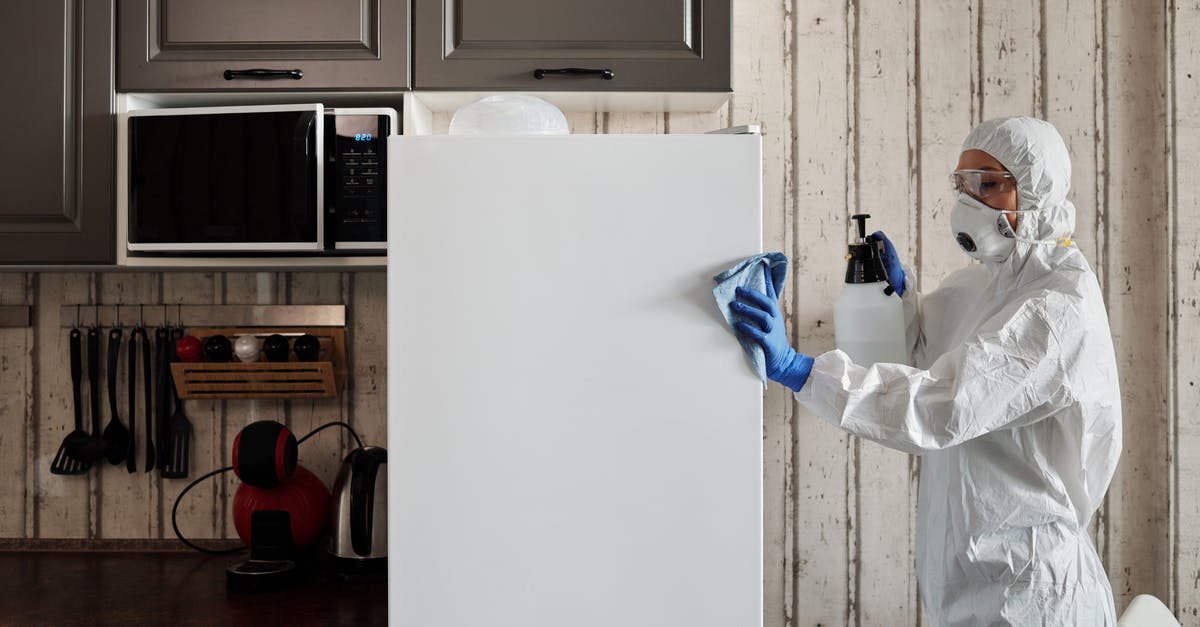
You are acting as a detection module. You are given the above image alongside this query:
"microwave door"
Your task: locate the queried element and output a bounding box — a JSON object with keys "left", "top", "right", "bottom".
{"left": 126, "top": 104, "right": 324, "bottom": 254}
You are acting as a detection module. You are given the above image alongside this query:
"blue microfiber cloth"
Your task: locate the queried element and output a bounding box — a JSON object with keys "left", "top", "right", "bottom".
{"left": 712, "top": 253, "right": 790, "bottom": 385}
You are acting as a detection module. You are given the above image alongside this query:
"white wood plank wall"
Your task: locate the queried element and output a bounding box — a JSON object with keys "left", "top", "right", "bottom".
{"left": 0, "top": 0, "right": 1196, "bottom": 622}
{"left": 750, "top": 0, "right": 1182, "bottom": 621}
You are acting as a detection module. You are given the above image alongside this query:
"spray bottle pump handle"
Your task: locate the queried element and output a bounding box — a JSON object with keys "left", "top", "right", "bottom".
{"left": 851, "top": 214, "right": 871, "bottom": 243}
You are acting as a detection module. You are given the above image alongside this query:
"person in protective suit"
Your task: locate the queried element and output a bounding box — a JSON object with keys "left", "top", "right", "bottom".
{"left": 731, "top": 116, "right": 1122, "bottom": 624}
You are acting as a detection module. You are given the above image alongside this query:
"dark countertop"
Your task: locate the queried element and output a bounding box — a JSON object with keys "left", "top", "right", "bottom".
{"left": 0, "top": 550, "right": 386, "bottom": 626}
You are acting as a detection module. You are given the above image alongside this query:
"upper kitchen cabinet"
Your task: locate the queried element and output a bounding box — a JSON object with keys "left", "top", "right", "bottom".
{"left": 0, "top": 0, "right": 114, "bottom": 264}
{"left": 117, "top": 0, "right": 409, "bottom": 91}
{"left": 412, "top": 0, "right": 730, "bottom": 92}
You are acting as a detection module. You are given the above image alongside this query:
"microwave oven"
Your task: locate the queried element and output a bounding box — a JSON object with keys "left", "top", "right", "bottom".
{"left": 121, "top": 104, "right": 396, "bottom": 255}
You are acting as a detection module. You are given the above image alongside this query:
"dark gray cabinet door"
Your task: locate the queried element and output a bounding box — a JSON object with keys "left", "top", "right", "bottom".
{"left": 0, "top": 0, "right": 114, "bottom": 264}
{"left": 118, "top": 0, "right": 409, "bottom": 91}
{"left": 414, "top": 0, "right": 729, "bottom": 91}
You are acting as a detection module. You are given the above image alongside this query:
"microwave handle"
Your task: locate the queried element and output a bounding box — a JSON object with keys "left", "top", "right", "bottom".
{"left": 290, "top": 111, "right": 320, "bottom": 246}
{"left": 323, "top": 117, "right": 336, "bottom": 251}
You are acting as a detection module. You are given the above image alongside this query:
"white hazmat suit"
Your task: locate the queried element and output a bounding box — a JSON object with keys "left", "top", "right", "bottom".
{"left": 796, "top": 117, "right": 1122, "bottom": 624}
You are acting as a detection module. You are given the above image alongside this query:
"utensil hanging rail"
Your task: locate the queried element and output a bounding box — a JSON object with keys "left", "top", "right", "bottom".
{"left": 58, "top": 305, "right": 345, "bottom": 329}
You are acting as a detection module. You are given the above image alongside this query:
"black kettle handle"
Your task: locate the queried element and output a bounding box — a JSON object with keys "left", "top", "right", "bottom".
{"left": 349, "top": 448, "right": 387, "bottom": 557}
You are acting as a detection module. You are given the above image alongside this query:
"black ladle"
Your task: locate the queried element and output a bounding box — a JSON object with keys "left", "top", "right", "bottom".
{"left": 78, "top": 327, "right": 107, "bottom": 463}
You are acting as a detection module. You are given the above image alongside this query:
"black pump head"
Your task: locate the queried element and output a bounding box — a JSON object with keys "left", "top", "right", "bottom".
{"left": 845, "top": 214, "right": 888, "bottom": 285}
{"left": 851, "top": 214, "right": 871, "bottom": 242}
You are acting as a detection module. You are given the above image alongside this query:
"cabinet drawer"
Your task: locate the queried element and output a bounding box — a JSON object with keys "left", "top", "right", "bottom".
{"left": 413, "top": 0, "right": 730, "bottom": 91}
{"left": 118, "top": 0, "right": 409, "bottom": 91}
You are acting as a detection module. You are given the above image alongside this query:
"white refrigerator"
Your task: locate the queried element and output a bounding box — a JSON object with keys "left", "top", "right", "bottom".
{"left": 387, "top": 130, "right": 764, "bottom": 627}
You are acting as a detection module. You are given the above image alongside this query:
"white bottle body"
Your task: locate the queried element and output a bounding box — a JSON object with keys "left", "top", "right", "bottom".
{"left": 833, "top": 282, "right": 909, "bottom": 366}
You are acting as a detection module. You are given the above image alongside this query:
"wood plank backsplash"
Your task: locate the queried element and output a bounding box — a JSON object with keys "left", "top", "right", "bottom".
{"left": 0, "top": 272, "right": 387, "bottom": 542}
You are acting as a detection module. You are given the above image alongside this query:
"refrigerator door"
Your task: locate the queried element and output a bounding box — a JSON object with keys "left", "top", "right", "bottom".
{"left": 388, "top": 134, "right": 763, "bottom": 627}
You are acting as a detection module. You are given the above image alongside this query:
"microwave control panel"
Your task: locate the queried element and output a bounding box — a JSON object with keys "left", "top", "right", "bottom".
{"left": 327, "top": 113, "right": 391, "bottom": 249}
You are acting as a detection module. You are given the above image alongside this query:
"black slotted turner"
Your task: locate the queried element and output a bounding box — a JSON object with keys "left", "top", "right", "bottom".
{"left": 161, "top": 326, "right": 191, "bottom": 479}
{"left": 154, "top": 326, "right": 169, "bottom": 470}
{"left": 49, "top": 328, "right": 91, "bottom": 475}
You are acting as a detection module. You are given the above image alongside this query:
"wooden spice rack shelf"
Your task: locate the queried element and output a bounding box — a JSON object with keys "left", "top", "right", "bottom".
{"left": 171, "top": 326, "right": 346, "bottom": 400}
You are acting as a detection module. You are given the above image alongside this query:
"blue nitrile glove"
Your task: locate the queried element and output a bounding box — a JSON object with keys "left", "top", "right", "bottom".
{"left": 870, "top": 230, "right": 905, "bottom": 297}
{"left": 731, "top": 274, "right": 814, "bottom": 392}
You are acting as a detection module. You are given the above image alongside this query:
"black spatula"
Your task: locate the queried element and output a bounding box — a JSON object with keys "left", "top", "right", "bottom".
{"left": 49, "top": 328, "right": 91, "bottom": 476}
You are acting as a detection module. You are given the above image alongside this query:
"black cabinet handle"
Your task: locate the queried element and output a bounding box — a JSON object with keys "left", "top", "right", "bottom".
{"left": 532, "top": 67, "right": 614, "bottom": 80}
{"left": 223, "top": 68, "right": 304, "bottom": 81}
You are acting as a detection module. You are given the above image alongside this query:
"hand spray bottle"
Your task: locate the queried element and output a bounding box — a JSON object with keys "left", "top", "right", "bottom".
{"left": 833, "top": 214, "right": 908, "bottom": 366}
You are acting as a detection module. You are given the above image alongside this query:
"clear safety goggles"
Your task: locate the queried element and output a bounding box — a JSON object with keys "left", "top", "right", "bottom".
{"left": 951, "top": 169, "right": 1016, "bottom": 202}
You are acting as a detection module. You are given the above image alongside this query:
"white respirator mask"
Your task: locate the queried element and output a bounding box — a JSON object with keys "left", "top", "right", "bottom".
{"left": 950, "top": 193, "right": 1022, "bottom": 263}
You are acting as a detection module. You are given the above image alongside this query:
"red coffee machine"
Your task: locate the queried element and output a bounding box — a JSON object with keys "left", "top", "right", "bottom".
{"left": 173, "top": 419, "right": 371, "bottom": 592}
{"left": 226, "top": 421, "right": 330, "bottom": 592}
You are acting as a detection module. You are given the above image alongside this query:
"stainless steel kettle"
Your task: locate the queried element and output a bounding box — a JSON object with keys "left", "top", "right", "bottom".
{"left": 327, "top": 446, "right": 387, "bottom": 575}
